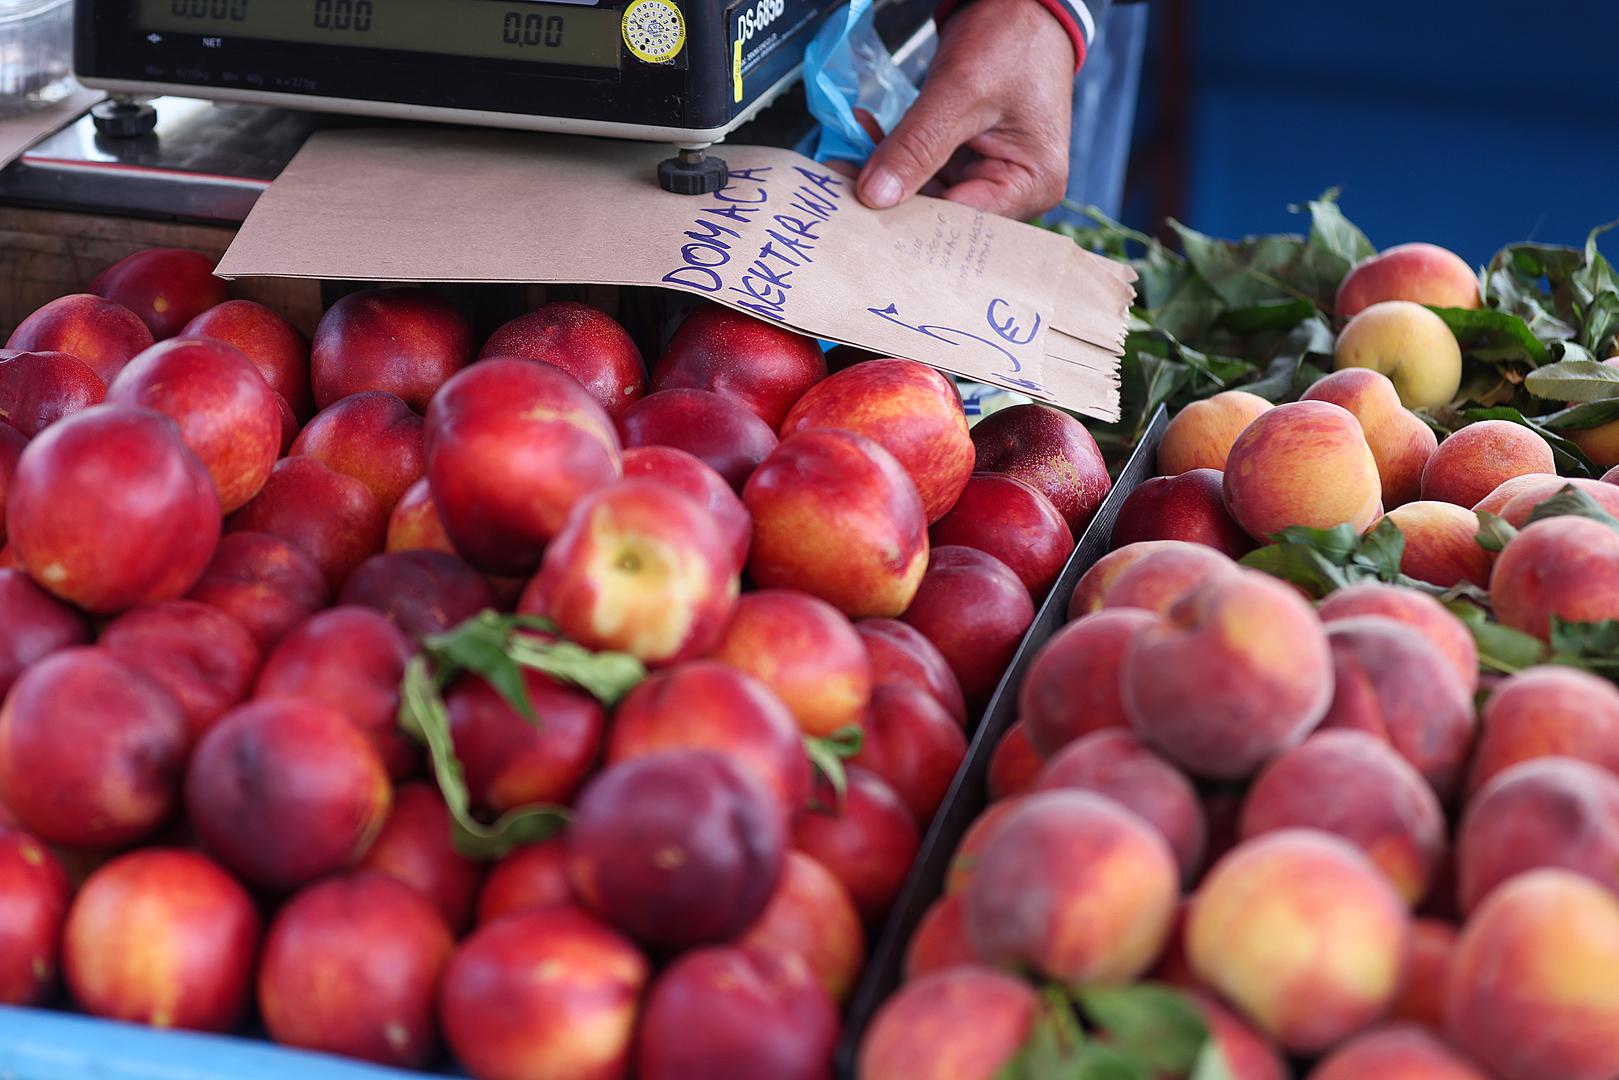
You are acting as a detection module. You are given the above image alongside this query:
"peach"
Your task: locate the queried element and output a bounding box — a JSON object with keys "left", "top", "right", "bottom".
{"left": 0, "top": 648, "right": 185, "bottom": 848}
{"left": 858, "top": 965, "right": 1038, "bottom": 1080}
{"left": 5, "top": 294, "right": 154, "bottom": 384}
{"left": 291, "top": 391, "right": 424, "bottom": 511}
{"left": 0, "top": 568, "right": 87, "bottom": 699}
{"left": 1468, "top": 665, "right": 1619, "bottom": 795}
{"left": 0, "top": 827, "right": 69, "bottom": 1005}
{"left": 568, "top": 750, "right": 786, "bottom": 950}
{"left": 904, "top": 893, "right": 978, "bottom": 979}
{"left": 1034, "top": 728, "right": 1207, "bottom": 883}
{"left": 1390, "top": 918, "right": 1458, "bottom": 1031}
{"left": 311, "top": 287, "right": 471, "bottom": 410}
{"left": 1239, "top": 730, "right": 1446, "bottom": 905}
{"left": 1491, "top": 515, "right": 1619, "bottom": 640}
{"left": 779, "top": 358, "right": 974, "bottom": 522}
{"left": 1188, "top": 829, "right": 1412, "bottom": 1053}
{"left": 1335, "top": 242, "right": 1481, "bottom": 320}
{"left": 521, "top": 479, "right": 739, "bottom": 664}
{"left": 445, "top": 664, "right": 605, "bottom": 813}
{"left": 606, "top": 660, "right": 811, "bottom": 821}
{"left": 902, "top": 546, "right": 1034, "bottom": 710}
{"left": 475, "top": 837, "right": 572, "bottom": 925}
{"left": 929, "top": 473, "right": 1074, "bottom": 596}
{"left": 259, "top": 872, "right": 454, "bottom": 1067}
{"left": 1100, "top": 541, "right": 1238, "bottom": 614}
{"left": 1496, "top": 475, "right": 1619, "bottom": 526}
{"left": 439, "top": 907, "right": 648, "bottom": 1080}
{"left": 181, "top": 299, "right": 313, "bottom": 420}
{"left": 855, "top": 617, "right": 967, "bottom": 725}
{"left": 709, "top": 589, "right": 870, "bottom": 738}
{"left": 1069, "top": 539, "right": 1181, "bottom": 616}
{"left": 255, "top": 605, "right": 417, "bottom": 779}
{"left": 1422, "top": 420, "right": 1555, "bottom": 508}
{"left": 185, "top": 698, "right": 392, "bottom": 890}
{"left": 945, "top": 796, "right": 1024, "bottom": 895}
{"left": 1334, "top": 300, "right": 1464, "bottom": 409}
{"left": 963, "top": 789, "right": 1177, "bottom": 983}
{"left": 0, "top": 350, "right": 105, "bottom": 437}
{"left": 1302, "top": 367, "right": 1437, "bottom": 507}
{"left": 1122, "top": 569, "right": 1333, "bottom": 780}
{"left": 853, "top": 683, "right": 968, "bottom": 820}
{"left": 1316, "top": 582, "right": 1478, "bottom": 692}
{"left": 652, "top": 303, "right": 826, "bottom": 429}
{"left": 739, "top": 851, "right": 866, "bottom": 1002}
{"left": 357, "top": 781, "right": 485, "bottom": 932}
{"left": 745, "top": 428, "right": 928, "bottom": 618}
{"left": 63, "top": 849, "right": 259, "bottom": 1032}
{"left": 622, "top": 445, "right": 750, "bottom": 570}
{"left": 338, "top": 550, "right": 498, "bottom": 640}
{"left": 7, "top": 405, "right": 219, "bottom": 613}
{"left": 1191, "top": 992, "right": 1292, "bottom": 1080}
{"left": 89, "top": 248, "right": 226, "bottom": 339}
{"left": 1108, "top": 468, "right": 1254, "bottom": 557}
{"left": 479, "top": 301, "right": 645, "bottom": 416}
{"left": 971, "top": 403, "right": 1112, "bottom": 531}
{"left": 1223, "top": 400, "right": 1384, "bottom": 539}
{"left": 617, "top": 387, "right": 778, "bottom": 490}
{"left": 1319, "top": 616, "right": 1477, "bottom": 800}
{"left": 1309, "top": 1023, "right": 1489, "bottom": 1080}
{"left": 1444, "top": 869, "right": 1619, "bottom": 1080}
{"left": 184, "top": 531, "right": 329, "bottom": 652}
{"left": 1456, "top": 756, "right": 1619, "bottom": 912}
{"left": 227, "top": 455, "right": 386, "bottom": 592}
{"left": 792, "top": 766, "right": 919, "bottom": 922}
{"left": 1382, "top": 501, "right": 1492, "bottom": 587}
{"left": 1019, "top": 607, "right": 1158, "bottom": 756}
{"left": 986, "top": 719, "right": 1042, "bottom": 801}
{"left": 425, "top": 358, "right": 621, "bottom": 575}
{"left": 99, "top": 599, "right": 260, "bottom": 741}
{"left": 1473, "top": 471, "right": 1558, "bottom": 516}
{"left": 386, "top": 477, "right": 456, "bottom": 555}
{"left": 1157, "top": 390, "right": 1274, "bottom": 475}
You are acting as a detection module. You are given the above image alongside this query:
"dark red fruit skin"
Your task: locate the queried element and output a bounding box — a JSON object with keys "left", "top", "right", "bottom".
{"left": 651, "top": 304, "right": 827, "bottom": 430}
{"left": 1109, "top": 469, "right": 1255, "bottom": 558}
{"left": 0, "top": 425, "right": 20, "bottom": 542}
{"left": 184, "top": 531, "right": 330, "bottom": 653}
{"left": 970, "top": 403, "right": 1112, "bottom": 533}
{"left": 357, "top": 782, "right": 485, "bottom": 933}
{"left": 0, "top": 352, "right": 106, "bottom": 438}
{"left": 851, "top": 684, "right": 969, "bottom": 822}
{"left": 568, "top": 750, "right": 787, "bottom": 951}
{"left": 310, "top": 287, "right": 474, "bottom": 411}
{"left": 5, "top": 294, "right": 154, "bottom": 385}
{"left": 0, "top": 826, "right": 70, "bottom": 1005}
{"left": 635, "top": 945, "right": 839, "bottom": 1080}
{"left": 99, "top": 599, "right": 261, "bottom": 742}
{"left": 290, "top": 390, "right": 426, "bottom": 511}
{"left": 900, "top": 546, "right": 1036, "bottom": 712}
{"left": 475, "top": 837, "right": 574, "bottom": 926}
{"left": 617, "top": 388, "right": 779, "bottom": 491}
{"left": 927, "top": 472, "right": 1075, "bottom": 598}
{"left": 987, "top": 720, "right": 1044, "bottom": 801}
{"left": 181, "top": 299, "right": 313, "bottom": 421}
{"left": 0, "top": 569, "right": 88, "bottom": 700}
{"left": 480, "top": 301, "right": 647, "bottom": 417}
{"left": 90, "top": 248, "right": 227, "bottom": 340}
{"left": 338, "top": 550, "right": 498, "bottom": 640}
{"left": 445, "top": 666, "right": 606, "bottom": 813}
{"left": 855, "top": 618, "right": 967, "bottom": 726}
{"left": 258, "top": 871, "right": 454, "bottom": 1068}
{"left": 792, "top": 766, "right": 920, "bottom": 923}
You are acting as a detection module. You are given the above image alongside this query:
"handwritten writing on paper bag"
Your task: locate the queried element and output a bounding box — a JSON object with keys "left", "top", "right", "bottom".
{"left": 215, "top": 128, "right": 1132, "bottom": 421}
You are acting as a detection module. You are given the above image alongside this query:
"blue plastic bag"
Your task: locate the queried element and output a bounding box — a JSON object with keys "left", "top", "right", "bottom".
{"left": 803, "top": 0, "right": 927, "bottom": 166}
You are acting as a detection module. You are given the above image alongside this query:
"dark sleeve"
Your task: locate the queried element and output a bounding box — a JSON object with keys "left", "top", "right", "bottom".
{"left": 934, "top": 0, "right": 1115, "bottom": 72}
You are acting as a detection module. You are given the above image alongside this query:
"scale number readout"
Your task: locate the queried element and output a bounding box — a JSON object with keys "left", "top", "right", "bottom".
{"left": 167, "top": 0, "right": 247, "bottom": 19}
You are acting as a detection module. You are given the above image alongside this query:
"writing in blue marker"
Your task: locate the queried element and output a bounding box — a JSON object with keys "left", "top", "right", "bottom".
{"left": 867, "top": 298, "right": 1046, "bottom": 394}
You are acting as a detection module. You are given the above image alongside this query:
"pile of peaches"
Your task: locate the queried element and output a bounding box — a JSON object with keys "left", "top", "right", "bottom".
{"left": 860, "top": 244, "right": 1619, "bottom": 1080}
{"left": 0, "top": 247, "right": 1124, "bottom": 1078}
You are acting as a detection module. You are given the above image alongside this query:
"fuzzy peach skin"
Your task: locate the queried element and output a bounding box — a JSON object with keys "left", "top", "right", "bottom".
{"left": 1122, "top": 569, "right": 1334, "bottom": 781}
{"left": 1308, "top": 1023, "right": 1489, "bottom": 1080}
{"left": 857, "top": 965, "right": 1037, "bottom": 1080}
{"left": 1335, "top": 243, "right": 1481, "bottom": 321}
{"left": 1382, "top": 501, "right": 1492, "bottom": 588}
{"left": 1467, "top": 665, "right": 1619, "bottom": 796}
{"left": 1157, "top": 390, "right": 1273, "bottom": 475}
{"left": 1068, "top": 539, "right": 1181, "bottom": 617}
{"left": 1494, "top": 475, "right": 1619, "bottom": 527}
{"left": 1018, "top": 607, "right": 1159, "bottom": 757}
{"left": 1389, "top": 919, "right": 1458, "bottom": 1032}
{"left": 1301, "top": 367, "right": 1436, "bottom": 508}
{"left": 1316, "top": 583, "right": 1478, "bottom": 692}
{"left": 1188, "top": 829, "right": 1412, "bottom": 1055}
{"left": 1490, "top": 515, "right": 1619, "bottom": 640}
{"left": 1421, "top": 420, "right": 1556, "bottom": 508}
{"left": 1444, "top": 869, "right": 1619, "bottom": 1080}
{"left": 1471, "top": 471, "right": 1558, "bottom": 517}
{"left": 903, "top": 895, "right": 977, "bottom": 979}
{"left": 1099, "top": 542, "right": 1238, "bottom": 615}
{"left": 1333, "top": 300, "right": 1463, "bottom": 410}
{"left": 1222, "top": 400, "right": 1383, "bottom": 540}
{"left": 1238, "top": 730, "right": 1446, "bottom": 905}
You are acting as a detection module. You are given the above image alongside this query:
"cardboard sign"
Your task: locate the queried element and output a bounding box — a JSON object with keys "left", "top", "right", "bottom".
{"left": 217, "top": 128, "right": 1134, "bottom": 421}
{"left": 0, "top": 88, "right": 101, "bottom": 172}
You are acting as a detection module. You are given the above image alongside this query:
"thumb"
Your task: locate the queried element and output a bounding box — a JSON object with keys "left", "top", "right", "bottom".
{"left": 857, "top": 83, "right": 984, "bottom": 210}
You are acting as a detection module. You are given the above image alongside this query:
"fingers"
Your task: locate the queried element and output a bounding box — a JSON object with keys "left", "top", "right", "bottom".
{"left": 940, "top": 151, "right": 1070, "bottom": 221}
{"left": 856, "top": 72, "right": 988, "bottom": 211}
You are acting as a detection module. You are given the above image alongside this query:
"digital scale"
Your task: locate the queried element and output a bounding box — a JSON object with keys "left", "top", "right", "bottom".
{"left": 71, "top": 0, "right": 934, "bottom": 192}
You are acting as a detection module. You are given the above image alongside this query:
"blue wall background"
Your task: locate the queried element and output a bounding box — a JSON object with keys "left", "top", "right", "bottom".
{"left": 1123, "top": 0, "right": 1619, "bottom": 266}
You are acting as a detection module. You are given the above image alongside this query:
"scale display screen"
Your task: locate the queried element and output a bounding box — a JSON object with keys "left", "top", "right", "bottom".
{"left": 139, "top": 0, "right": 622, "bottom": 68}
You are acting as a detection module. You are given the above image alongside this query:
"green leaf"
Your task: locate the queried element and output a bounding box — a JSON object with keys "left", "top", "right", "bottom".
{"left": 1445, "top": 602, "right": 1548, "bottom": 675}
{"left": 1523, "top": 358, "right": 1619, "bottom": 401}
{"left": 1304, "top": 190, "right": 1376, "bottom": 267}
{"left": 1189, "top": 1042, "right": 1237, "bottom": 1080}
{"left": 1239, "top": 543, "right": 1351, "bottom": 599}
{"left": 1268, "top": 523, "right": 1362, "bottom": 561}
{"left": 1076, "top": 984, "right": 1209, "bottom": 1074}
{"left": 1240, "top": 315, "right": 1336, "bottom": 401}
{"left": 1520, "top": 485, "right": 1619, "bottom": 532}
{"left": 1427, "top": 307, "right": 1548, "bottom": 367}
{"left": 1474, "top": 511, "right": 1519, "bottom": 553}
{"left": 1579, "top": 290, "right": 1619, "bottom": 356}
{"left": 1216, "top": 298, "right": 1316, "bottom": 334}
{"left": 506, "top": 635, "right": 647, "bottom": 705}
{"left": 1549, "top": 617, "right": 1619, "bottom": 659}
{"left": 397, "top": 656, "right": 569, "bottom": 859}
{"left": 804, "top": 738, "right": 850, "bottom": 813}
{"left": 1536, "top": 398, "right": 1619, "bottom": 431}
{"left": 425, "top": 610, "right": 537, "bottom": 722}
{"left": 1351, "top": 517, "right": 1407, "bottom": 580}
{"left": 1168, "top": 221, "right": 1316, "bottom": 309}
{"left": 1070, "top": 1045, "right": 1153, "bottom": 1080}
{"left": 996, "top": 986, "right": 1087, "bottom": 1080}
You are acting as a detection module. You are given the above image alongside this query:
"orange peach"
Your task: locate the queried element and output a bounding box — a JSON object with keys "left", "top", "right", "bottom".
{"left": 1188, "top": 829, "right": 1412, "bottom": 1054}
{"left": 290, "top": 391, "right": 425, "bottom": 512}
{"left": 1335, "top": 242, "right": 1481, "bottom": 320}
{"left": 1444, "top": 869, "right": 1619, "bottom": 1080}
{"left": 1191, "top": 992, "right": 1292, "bottom": 1080}
{"left": 709, "top": 589, "right": 871, "bottom": 738}
{"left": 1302, "top": 367, "right": 1437, "bottom": 508}
{"left": 1158, "top": 390, "right": 1273, "bottom": 475}
{"left": 903, "top": 893, "right": 978, "bottom": 979}
{"left": 1491, "top": 515, "right": 1619, "bottom": 639}
{"left": 1019, "top": 607, "right": 1159, "bottom": 756}
{"left": 1383, "top": 501, "right": 1492, "bottom": 588}
{"left": 1422, "top": 420, "right": 1556, "bottom": 508}
{"left": 1390, "top": 918, "right": 1458, "bottom": 1032}
{"left": 1068, "top": 539, "right": 1181, "bottom": 616}
{"left": 1495, "top": 475, "right": 1619, "bottom": 527}
{"left": 1334, "top": 300, "right": 1463, "bottom": 409}
{"left": 737, "top": 850, "right": 866, "bottom": 1003}
{"left": 1468, "top": 665, "right": 1619, "bottom": 796}
{"left": 1223, "top": 400, "right": 1383, "bottom": 539}
{"left": 1099, "top": 542, "right": 1238, "bottom": 614}
{"left": 1316, "top": 582, "right": 1478, "bottom": 692}
{"left": 857, "top": 965, "right": 1039, "bottom": 1080}
{"left": 1308, "top": 1023, "right": 1489, "bottom": 1080}
{"left": 944, "top": 796, "right": 1024, "bottom": 895}
{"left": 385, "top": 477, "right": 456, "bottom": 555}
{"left": 1472, "top": 471, "right": 1558, "bottom": 517}
{"left": 5, "top": 294, "right": 154, "bottom": 385}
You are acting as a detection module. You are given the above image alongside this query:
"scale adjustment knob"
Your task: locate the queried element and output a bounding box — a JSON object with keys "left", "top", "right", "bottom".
{"left": 657, "top": 149, "right": 728, "bottom": 196}
{"left": 91, "top": 99, "right": 159, "bottom": 139}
